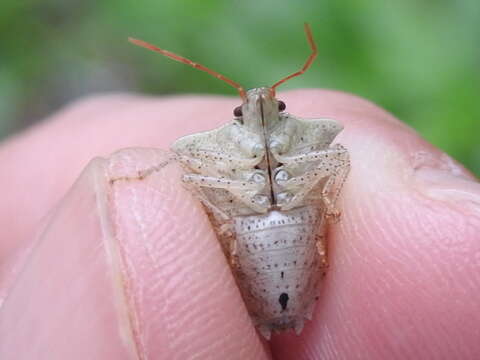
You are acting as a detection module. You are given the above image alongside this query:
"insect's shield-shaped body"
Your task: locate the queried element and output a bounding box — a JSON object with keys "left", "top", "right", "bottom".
{"left": 129, "top": 25, "right": 350, "bottom": 339}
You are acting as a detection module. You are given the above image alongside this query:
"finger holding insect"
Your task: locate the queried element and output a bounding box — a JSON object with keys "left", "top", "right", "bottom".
{"left": 271, "top": 90, "right": 480, "bottom": 360}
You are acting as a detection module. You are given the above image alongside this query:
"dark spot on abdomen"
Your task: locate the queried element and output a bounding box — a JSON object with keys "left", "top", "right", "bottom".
{"left": 278, "top": 292, "right": 289, "bottom": 311}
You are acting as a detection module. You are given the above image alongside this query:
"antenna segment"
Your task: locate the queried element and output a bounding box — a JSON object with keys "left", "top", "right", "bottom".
{"left": 129, "top": 37, "right": 246, "bottom": 100}
{"left": 270, "top": 23, "right": 318, "bottom": 95}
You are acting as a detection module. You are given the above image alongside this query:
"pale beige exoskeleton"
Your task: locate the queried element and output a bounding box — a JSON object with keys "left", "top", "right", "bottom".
{"left": 129, "top": 24, "right": 350, "bottom": 339}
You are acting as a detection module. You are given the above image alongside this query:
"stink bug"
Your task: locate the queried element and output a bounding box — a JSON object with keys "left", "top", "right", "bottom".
{"left": 129, "top": 24, "right": 350, "bottom": 339}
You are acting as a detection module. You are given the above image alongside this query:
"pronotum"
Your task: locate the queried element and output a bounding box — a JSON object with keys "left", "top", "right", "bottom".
{"left": 129, "top": 24, "right": 350, "bottom": 339}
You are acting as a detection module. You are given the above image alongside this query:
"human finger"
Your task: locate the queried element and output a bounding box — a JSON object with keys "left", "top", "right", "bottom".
{"left": 269, "top": 90, "right": 480, "bottom": 359}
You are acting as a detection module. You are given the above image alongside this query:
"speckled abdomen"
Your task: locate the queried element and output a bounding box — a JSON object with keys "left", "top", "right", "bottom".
{"left": 232, "top": 205, "right": 327, "bottom": 338}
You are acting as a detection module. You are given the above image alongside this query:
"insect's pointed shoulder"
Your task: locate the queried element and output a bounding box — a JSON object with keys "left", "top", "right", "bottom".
{"left": 313, "top": 117, "right": 343, "bottom": 136}
{"left": 298, "top": 117, "right": 343, "bottom": 133}
{"left": 171, "top": 122, "right": 234, "bottom": 154}
{"left": 284, "top": 114, "right": 344, "bottom": 147}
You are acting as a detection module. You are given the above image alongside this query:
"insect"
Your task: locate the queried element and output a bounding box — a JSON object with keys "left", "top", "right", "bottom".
{"left": 129, "top": 24, "right": 350, "bottom": 339}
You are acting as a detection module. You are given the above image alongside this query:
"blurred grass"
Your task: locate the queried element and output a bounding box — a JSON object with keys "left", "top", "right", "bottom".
{"left": 0, "top": 0, "right": 478, "bottom": 175}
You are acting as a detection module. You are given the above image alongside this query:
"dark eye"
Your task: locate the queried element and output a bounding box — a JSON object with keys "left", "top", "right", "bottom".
{"left": 278, "top": 100, "right": 286, "bottom": 111}
{"left": 233, "top": 106, "right": 243, "bottom": 117}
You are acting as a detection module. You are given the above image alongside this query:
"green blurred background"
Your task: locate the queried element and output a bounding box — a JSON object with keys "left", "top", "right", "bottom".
{"left": 0, "top": 0, "right": 479, "bottom": 174}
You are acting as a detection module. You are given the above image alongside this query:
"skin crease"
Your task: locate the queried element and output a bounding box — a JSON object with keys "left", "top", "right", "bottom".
{"left": 0, "top": 89, "right": 479, "bottom": 359}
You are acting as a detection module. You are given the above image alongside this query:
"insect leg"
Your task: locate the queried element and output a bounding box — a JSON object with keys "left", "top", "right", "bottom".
{"left": 229, "top": 236, "right": 239, "bottom": 268}
{"left": 271, "top": 144, "right": 348, "bottom": 165}
{"left": 182, "top": 181, "right": 231, "bottom": 220}
{"left": 279, "top": 153, "right": 347, "bottom": 189}
{"left": 278, "top": 145, "right": 350, "bottom": 211}
{"left": 182, "top": 174, "right": 268, "bottom": 213}
{"left": 320, "top": 151, "right": 350, "bottom": 222}
{"left": 180, "top": 150, "right": 261, "bottom": 170}
{"left": 180, "top": 178, "right": 240, "bottom": 263}
{"left": 183, "top": 174, "right": 263, "bottom": 191}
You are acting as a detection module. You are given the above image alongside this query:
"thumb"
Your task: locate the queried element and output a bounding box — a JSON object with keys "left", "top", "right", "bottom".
{"left": 0, "top": 150, "right": 269, "bottom": 359}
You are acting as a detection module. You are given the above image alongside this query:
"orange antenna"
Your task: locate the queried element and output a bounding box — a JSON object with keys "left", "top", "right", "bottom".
{"left": 270, "top": 23, "right": 318, "bottom": 95}
{"left": 129, "top": 37, "right": 246, "bottom": 100}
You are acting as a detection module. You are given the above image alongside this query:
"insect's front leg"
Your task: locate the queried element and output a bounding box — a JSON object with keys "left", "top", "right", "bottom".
{"left": 178, "top": 151, "right": 261, "bottom": 176}
{"left": 274, "top": 144, "right": 350, "bottom": 213}
{"left": 227, "top": 125, "right": 265, "bottom": 159}
{"left": 268, "top": 118, "right": 298, "bottom": 155}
